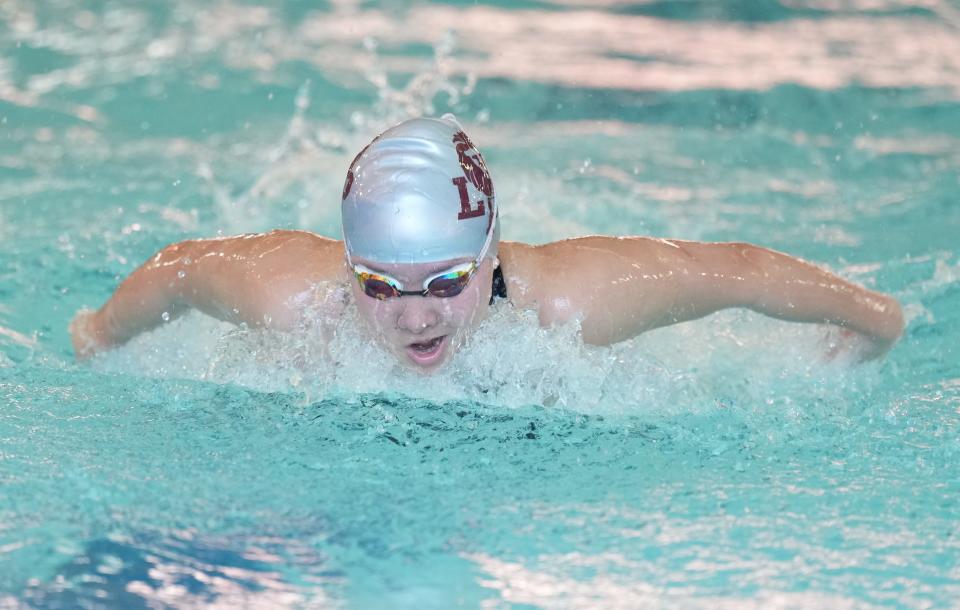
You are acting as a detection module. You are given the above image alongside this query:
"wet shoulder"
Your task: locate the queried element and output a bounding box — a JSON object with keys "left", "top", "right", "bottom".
{"left": 192, "top": 229, "right": 349, "bottom": 321}
{"left": 497, "top": 242, "right": 538, "bottom": 308}
{"left": 498, "top": 236, "right": 670, "bottom": 327}
{"left": 237, "top": 230, "right": 348, "bottom": 283}
{"left": 499, "top": 239, "right": 601, "bottom": 326}
{"left": 237, "top": 230, "right": 351, "bottom": 329}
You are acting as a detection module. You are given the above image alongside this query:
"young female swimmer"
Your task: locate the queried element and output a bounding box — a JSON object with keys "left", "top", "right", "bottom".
{"left": 70, "top": 115, "right": 905, "bottom": 372}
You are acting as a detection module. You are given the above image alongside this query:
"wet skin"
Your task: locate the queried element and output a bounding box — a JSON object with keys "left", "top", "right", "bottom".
{"left": 348, "top": 256, "right": 496, "bottom": 372}
{"left": 69, "top": 230, "right": 905, "bottom": 367}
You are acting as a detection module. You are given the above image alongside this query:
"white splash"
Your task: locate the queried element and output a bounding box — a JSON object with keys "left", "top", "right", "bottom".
{"left": 91, "top": 280, "right": 871, "bottom": 416}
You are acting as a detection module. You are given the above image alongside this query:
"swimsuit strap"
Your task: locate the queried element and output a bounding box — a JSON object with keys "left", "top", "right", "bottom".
{"left": 489, "top": 264, "right": 507, "bottom": 305}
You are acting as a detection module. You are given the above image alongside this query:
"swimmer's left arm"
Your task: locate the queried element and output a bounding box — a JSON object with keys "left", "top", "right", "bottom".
{"left": 523, "top": 237, "right": 904, "bottom": 360}
{"left": 684, "top": 240, "right": 904, "bottom": 360}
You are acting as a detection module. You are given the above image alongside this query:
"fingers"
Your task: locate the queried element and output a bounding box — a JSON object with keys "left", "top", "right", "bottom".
{"left": 821, "top": 326, "right": 893, "bottom": 364}
{"left": 821, "top": 327, "right": 854, "bottom": 362}
{"left": 69, "top": 310, "right": 104, "bottom": 360}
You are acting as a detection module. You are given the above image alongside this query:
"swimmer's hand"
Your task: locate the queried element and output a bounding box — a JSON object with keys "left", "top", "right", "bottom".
{"left": 69, "top": 309, "right": 108, "bottom": 360}
{"left": 821, "top": 326, "right": 901, "bottom": 364}
{"left": 822, "top": 293, "right": 904, "bottom": 363}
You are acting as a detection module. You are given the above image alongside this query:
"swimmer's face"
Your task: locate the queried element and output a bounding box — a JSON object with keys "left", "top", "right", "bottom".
{"left": 349, "top": 256, "right": 496, "bottom": 373}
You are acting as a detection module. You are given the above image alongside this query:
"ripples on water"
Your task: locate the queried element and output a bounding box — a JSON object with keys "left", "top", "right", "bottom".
{"left": 1, "top": 0, "right": 959, "bottom": 607}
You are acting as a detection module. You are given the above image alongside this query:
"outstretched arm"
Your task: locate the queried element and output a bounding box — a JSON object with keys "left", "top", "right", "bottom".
{"left": 508, "top": 237, "right": 904, "bottom": 360}
{"left": 70, "top": 230, "right": 346, "bottom": 359}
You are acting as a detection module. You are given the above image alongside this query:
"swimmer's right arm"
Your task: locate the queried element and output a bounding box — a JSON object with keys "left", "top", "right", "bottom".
{"left": 70, "top": 230, "right": 346, "bottom": 359}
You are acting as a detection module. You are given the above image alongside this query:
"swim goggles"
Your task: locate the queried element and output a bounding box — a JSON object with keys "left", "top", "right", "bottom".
{"left": 346, "top": 219, "right": 496, "bottom": 300}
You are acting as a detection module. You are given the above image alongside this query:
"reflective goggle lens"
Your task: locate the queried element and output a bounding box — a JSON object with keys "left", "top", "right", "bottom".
{"left": 354, "top": 264, "right": 476, "bottom": 299}
{"left": 424, "top": 268, "right": 473, "bottom": 298}
{"left": 357, "top": 273, "right": 402, "bottom": 300}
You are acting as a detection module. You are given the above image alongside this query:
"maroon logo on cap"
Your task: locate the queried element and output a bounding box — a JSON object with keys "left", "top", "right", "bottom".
{"left": 452, "top": 131, "right": 494, "bottom": 222}
{"left": 453, "top": 177, "right": 484, "bottom": 220}
{"left": 342, "top": 142, "right": 373, "bottom": 201}
{"left": 453, "top": 131, "right": 493, "bottom": 197}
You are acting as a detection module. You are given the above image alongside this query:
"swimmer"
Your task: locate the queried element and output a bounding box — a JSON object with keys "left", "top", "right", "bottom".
{"left": 69, "top": 115, "right": 905, "bottom": 371}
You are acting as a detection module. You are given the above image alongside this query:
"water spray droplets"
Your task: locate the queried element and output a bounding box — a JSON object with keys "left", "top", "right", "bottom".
{"left": 351, "top": 32, "right": 475, "bottom": 130}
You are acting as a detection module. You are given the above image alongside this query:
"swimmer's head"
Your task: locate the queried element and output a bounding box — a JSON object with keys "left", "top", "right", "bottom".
{"left": 341, "top": 114, "right": 498, "bottom": 266}
{"left": 340, "top": 115, "right": 500, "bottom": 373}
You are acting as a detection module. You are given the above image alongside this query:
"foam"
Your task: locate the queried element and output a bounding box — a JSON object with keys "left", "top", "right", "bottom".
{"left": 91, "top": 278, "right": 877, "bottom": 417}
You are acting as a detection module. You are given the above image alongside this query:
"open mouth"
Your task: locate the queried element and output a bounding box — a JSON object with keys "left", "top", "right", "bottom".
{"left": 405, "top": 335, "right": 447, "bottom": 366}
{"left": 410, "top": 336, "right": 443, "bottom": 352}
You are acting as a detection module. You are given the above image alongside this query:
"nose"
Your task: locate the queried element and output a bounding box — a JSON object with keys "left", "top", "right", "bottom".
{"left": 396, "top": 297, "right": 440, "bottom": 334}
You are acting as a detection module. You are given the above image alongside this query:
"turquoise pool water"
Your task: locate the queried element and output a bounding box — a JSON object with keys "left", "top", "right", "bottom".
{"left": 2, "top": 0, "right": 960, "bottom": 607}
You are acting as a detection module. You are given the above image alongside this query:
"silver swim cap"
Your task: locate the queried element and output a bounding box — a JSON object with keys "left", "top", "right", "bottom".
{"left": 341, "top": 114, "right": 498, "bottom": 265}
